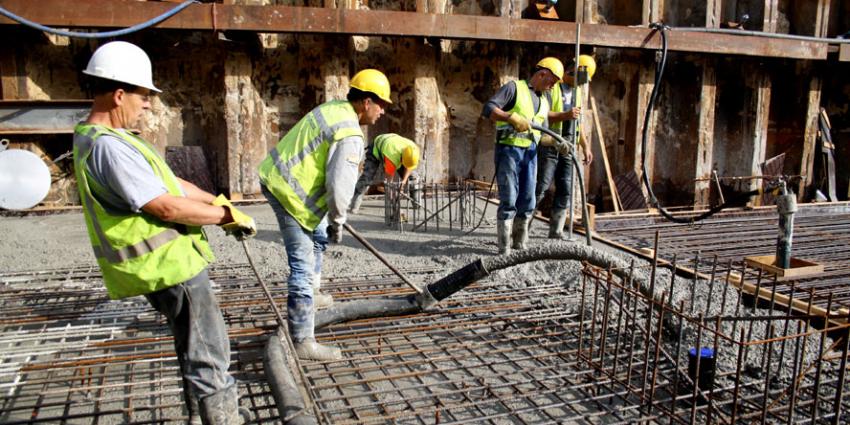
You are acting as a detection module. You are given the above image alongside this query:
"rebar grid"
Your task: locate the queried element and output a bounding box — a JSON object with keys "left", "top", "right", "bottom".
{"left": 0, "top": 264, "right": 287, "bottom": 424}
{"left": 383, "top": 181, "right": 486, "bottom": 233}
{"left": 302, "top": 275, "right": 674, "bottom": 424}
{"left": 576, "top": 256, "right": 850, "bottom": 425}
{"left": 595, "top": 205, "right": 850, "bottom": 318}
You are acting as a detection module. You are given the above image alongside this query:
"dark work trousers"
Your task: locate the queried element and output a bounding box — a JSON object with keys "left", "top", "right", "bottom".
{"left": 145, "top": 269, "right": 235, "bottom": 402}
{"left": 535, "top": 145, "right": 574, "bottom": 211}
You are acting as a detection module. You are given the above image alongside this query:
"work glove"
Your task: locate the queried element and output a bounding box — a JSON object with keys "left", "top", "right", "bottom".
{"left": 212, "top": 194, "right": 257, "bottom": 240}
{"left": 327, "top": 223, "right": 342, "bottom": 244}
{"left": 539, "top": 134, "right": 557, "bottom": 147}
{"left": 506, "top": 112, "right": 530, "bottom": 133}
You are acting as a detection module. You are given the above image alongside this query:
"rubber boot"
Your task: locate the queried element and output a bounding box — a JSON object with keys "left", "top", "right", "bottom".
{"left": 198, "top": 384, "right": 247, "bottom": 425}
{"left": 312, "top": 273, "right": 333, "bottom": 309}
{"left": 294, "top": 337, "right": 342, "bottom": 361}
{"left": 497, "top": 219, "right": 513, "bottom": 255}
{"left": 512, "top": 217, "right": 530, "bottom": 250}
{"left": 548, "top": 208, "right": 568, "bottom": 239}
{"left": 348, "top": 192, "right": 364, "bottom": 214}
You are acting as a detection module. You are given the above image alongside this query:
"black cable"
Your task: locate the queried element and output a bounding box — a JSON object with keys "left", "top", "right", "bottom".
{"left": 640, "top": 23, "right": 760, "bottom": 224}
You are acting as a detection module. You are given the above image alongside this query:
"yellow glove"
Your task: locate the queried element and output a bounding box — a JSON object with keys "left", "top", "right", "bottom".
{"left": 539, "top": 134, "right": 556, "bottom": 147}
{"left": 506, "top": 112, "right": 530, "bottom": 133}
{"left": 213, "top": 195, "right": 257, "bottom": 240}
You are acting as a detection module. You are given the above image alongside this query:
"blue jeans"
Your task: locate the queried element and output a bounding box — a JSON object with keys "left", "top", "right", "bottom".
{"left": 535, "top": 145, "right": 574, "bottom": 211}
{"left": 495, "top": 142, "right": 538, "bottom": 221}
{"left": 262, "top": 185, "right": 326, "bottom": 342}
{"left": 145, "top": 269, "right": 235, "bottom": 399}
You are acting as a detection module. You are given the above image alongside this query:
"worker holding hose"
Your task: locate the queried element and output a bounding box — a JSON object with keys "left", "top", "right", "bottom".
{"left": 348, "top": 133, "right": 420, "bottom": 214}
{"left": 259, "top": 69, "right": 392, "bottom": 361}
{"left": 72, "top": 42, "right": 255, "bottom": 424}
{"left": 482, "top": 57, "right": 561, "bottom": 254}
{"left": 536, "top": 55, "right": 596, "bottom": 239}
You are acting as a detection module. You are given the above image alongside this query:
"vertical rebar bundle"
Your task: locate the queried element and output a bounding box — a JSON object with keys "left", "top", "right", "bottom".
{"left": 383, "top": 180, "right": 482, "bottom": 233}
{"left": 577, "top": 255, "right": 850, "bottom": 424}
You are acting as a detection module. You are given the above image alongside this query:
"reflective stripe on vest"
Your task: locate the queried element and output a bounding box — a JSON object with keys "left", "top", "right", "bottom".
{"left": 495, "top": 80, "right": 549, "bottom": 148}
{"left": 549, "top": 83, "right": 564, "bottom": 135}
{"left": 373, "top": 133, "right": 415, "bottom": 174}
{"left": 73, "top": 124, "right": 213, "bottom": 299}
{"left": 259, "top": 100, "right": 363, "bottom": 230}
{"left": 77, "top": 127, "right": 182, "bottom": 263}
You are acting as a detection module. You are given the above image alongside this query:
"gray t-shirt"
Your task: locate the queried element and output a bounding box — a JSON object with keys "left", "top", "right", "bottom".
{"left": 481, "top": 79, "right": 543, "bottom": 119}
{"left": 83, "top": 130, "right": 170, "bottom": 214}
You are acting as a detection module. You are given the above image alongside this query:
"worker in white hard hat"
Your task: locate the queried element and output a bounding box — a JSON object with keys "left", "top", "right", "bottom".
{"left": 348, "top": 133, "right": 420, "bottom": 214}
{"left": 72, "top": 41, "right": 255, "bottom": 425}
{"left": 482, "top": 57, "right": 561, "bottom": 255}
{"left": 536, "top": 54, "right": 596, "bottom": 239}
{"left": 258, "top": 68, "right": 392, "bottom": 361}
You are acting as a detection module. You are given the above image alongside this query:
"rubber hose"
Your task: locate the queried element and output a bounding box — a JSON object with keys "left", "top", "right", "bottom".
{"left": 315, "top": 244, "right": 658, "bottom": 331}
{"left": 0, "top": 0, "right": 196, "bottom": 39}
{"left": 264, "top": 333, "right": 318, "bottom": 425}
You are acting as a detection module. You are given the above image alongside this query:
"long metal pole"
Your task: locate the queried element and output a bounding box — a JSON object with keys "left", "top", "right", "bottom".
{"left": 343, "top": 222, "right": 423, "bottom": 294}
{"left": 568, "top": 23, "right": 581, "bottom": 239}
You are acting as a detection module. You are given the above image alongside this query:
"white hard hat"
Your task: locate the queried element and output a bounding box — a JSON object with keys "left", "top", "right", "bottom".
{"left": 83, "top": 41, "right": 160, "bottom": 93}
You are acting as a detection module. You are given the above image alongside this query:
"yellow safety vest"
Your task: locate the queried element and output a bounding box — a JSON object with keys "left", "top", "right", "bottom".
{"left": 549, "top": 82, "right": 581, "bottom": 137}
{"left": 73, "top": 124, "right": 214, "bottom": 299}
{"left": 259, "top": 100, "right": 364, "bottom": 231}
{"left": 373, "top": 133, "right": 417, "bottom": 175}
{"left": 495, "top": 80, "right": 549, "bottom": 148}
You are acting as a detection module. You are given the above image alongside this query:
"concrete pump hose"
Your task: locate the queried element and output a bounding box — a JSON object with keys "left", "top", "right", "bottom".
{"left": 315, "top": 244, "right": 657, "bottom": 330}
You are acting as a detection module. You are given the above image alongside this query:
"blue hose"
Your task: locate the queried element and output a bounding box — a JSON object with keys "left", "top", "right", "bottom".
{"left": 0, "top": 0, "right": 196, "bottom": 39}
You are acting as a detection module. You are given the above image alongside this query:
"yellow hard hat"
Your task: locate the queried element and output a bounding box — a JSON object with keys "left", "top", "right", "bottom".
{"left": 576, "top": 55, "right": 597, "bottom": 81}
{"left": 402, "top": 145, "right": 420, "bottom": 170}
{"left": 350, "top": 69, "right": 392, "bottom": 104}
{"left": 536, "top": 57, "right": 564, "bottom": 81}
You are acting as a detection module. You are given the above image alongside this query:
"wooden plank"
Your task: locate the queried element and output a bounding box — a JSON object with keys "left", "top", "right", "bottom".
{"left": 763, "top": 0, "right": 779, "bottom": 33}
{"left": 815, "top": 0, "right": 831, "bottom": 38}
{"left": 706, "top": 0, "right": 722, "bottom": 28}
{"left": 633, "top": 64, "right": 656, "bottom": 190}
{"left": 590, "top": 95, "right": 622, "bottom": 213}
{"left": 747, "top": 70, "right": 771, "bottom": 197}
{"left": 694, "top": 59, "right": 716, "bottom": 208}
{"left": 0, "top": 1, "right": 829, "bottom": 60}
{"left": 744, "top": 255, "right": 825, "bottom": 280}
{"left": 798, "top": 74, "right": 823, "bottom": 197}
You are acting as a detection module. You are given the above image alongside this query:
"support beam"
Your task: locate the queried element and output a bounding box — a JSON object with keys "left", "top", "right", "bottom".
{"left": 694, "top": 59, "right": 716, "bottom": 208}
{"left": 763, "top": 0, "right": 779, "bottom": 33}
{"left": 0, "top": 1, "right": 828, "bottom": 59}
{"left": 633, "top": 62, "right": 657, "bottom": 189}
{"left": 815, "top": 0, "right": 831, "bottom": 38}
{"left": 222, "top": 51, "right": 265, "bottom": 198}
{"left": 706, "top": 0, "right": 722, "bottom": 28}
{"left": 799, "top": 73, "right": 823, "bottom": 198}
{"left": 747, "top": 70, "right": 771, "bottom": 196}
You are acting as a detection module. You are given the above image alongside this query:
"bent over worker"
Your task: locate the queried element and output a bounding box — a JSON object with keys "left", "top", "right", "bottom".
{"left": 348, "top": 133, "right": 420, "bottom": 213}
{"left": 72, "top": 41, "right": 256, "bottom": 425}
{"left": 259, "top": 69, "right": 391, "bottom": 361}
{"left": 482, "top": 57, "right": 561, "bottom": 254}
{"left": 536, "top": 55, "right": 596, "bottom": 239}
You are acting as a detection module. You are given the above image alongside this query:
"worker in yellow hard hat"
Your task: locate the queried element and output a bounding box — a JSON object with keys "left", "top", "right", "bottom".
{"left": 348, "top": 133, "right": 420, "bottom": 214}
{"left": 482, "top": 56, "right": 561, "bottom": 255}
{"left": 258, "top": 68, "right": 391, "bottom": 361}
{"left": 536, "top": 54, "right": 596, "bottom": 239}
{"left": 73, "top": 41, "right": 255, "bottom": 424}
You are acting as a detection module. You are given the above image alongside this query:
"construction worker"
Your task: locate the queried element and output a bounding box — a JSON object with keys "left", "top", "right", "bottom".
{"left": 482, "top": 57, "right": 561, "bottom": 254}
{"left": 72, "top": 41, "right": 255, "bottom": 424}
{"left": 348, "top": 133, "right": 420, "bottom": 213}
{"left": 536, "top": 55, "right": 596, "bottom": 239}
{"left": 259, "top": 68, "right": 392, "bottom": 361}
